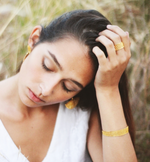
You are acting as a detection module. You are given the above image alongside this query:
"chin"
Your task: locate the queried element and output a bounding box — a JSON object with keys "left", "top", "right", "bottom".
{"left": 19, "top": 95, "right": 41, "bottom": 108}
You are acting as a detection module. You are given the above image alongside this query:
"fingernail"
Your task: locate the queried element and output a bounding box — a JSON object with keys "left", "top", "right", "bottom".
{"left": 92, "top": 46, "right": 99, "bottom": 53}
{"left": 126, "top": 31, "right": 129, "bottom": 38}
{"left": 107, "top": 25, "right": 112, "bottom": 28}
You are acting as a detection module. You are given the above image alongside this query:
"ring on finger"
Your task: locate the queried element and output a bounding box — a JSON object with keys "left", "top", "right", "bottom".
{"left": 114, "top": 42, "right": 124, "bottom": 51}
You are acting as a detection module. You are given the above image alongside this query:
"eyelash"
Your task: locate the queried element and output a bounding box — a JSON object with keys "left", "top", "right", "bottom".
{"left": 42, "top": 62, "right": 51, "bottom": 71}
{"left": 42, "top": 62, "right": 73, "bottom": 93}
{"left": 62, "top": 83, "right": 73, "bottom": 93}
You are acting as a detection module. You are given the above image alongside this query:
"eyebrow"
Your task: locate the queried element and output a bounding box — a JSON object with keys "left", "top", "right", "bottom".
{"left": 70, "top": 80, "right": 84, "bottom": 89}
{"left": 47, "top": 50, "right": 62, "bottom": 70}
{"left": 47, "top": 50, "right": 84, "bottom": 89}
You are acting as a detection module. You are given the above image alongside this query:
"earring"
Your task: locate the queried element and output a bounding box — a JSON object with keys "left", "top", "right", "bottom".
{"left": 65, "top": 97, "right": 80, "bottom": 109}
{"left": 23, "top": 45, "right": 31, "bottom": 61}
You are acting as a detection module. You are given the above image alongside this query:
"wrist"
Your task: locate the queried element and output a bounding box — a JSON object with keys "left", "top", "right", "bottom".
{"left": 95, "top": 85, "right": 119, "bottom": 96}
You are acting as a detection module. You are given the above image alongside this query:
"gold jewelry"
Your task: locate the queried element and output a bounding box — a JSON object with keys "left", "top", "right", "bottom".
{"left": 102, "top": 126, "right": 129, "bottom": 137}
{"left": 23, "top": 53, "right": 29, "bottom": 61}
{"left": 114, "top": 42, "right": 124, "bottom": 51}
{"left": 27, "top": 45, "right": 31, "bottom": 53}
{"left": 23, "top": 45, "right": 31, "bottom": 61}
{"left": 65, "top": 97, "right": 80, "bottom": 109}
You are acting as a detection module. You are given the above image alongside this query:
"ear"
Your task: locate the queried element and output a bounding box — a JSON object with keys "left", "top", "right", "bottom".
{"left": 28, "top": 25, "right": 42, "bottom": 49}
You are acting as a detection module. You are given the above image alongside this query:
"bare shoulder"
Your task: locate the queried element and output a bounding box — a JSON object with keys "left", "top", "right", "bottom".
{"left": 0, "top": 79, "right": 8, "bottom": 119}
{"left": 0, "top": 80, "right": 5, "bottom": 119}
{"left": 0, "top": 78, "right": 8, "bottom": 105}
{"left": 87, "top": 108, "right": 103, "bottom": 161}
{"left": 0, "top": 76, "right": 17, "bottom": 120}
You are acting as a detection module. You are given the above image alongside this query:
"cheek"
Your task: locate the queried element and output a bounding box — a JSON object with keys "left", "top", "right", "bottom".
{"left": 20, "top": 56, "right": 42, "bottom": 83}
{"left": 49, "top": 87, "right": 78, "bottom": 104}
{"left": 55, "top": 94, "right": 74, "bottom": 102}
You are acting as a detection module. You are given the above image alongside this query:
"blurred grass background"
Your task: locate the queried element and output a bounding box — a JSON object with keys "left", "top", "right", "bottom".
{"left": 0, "top": 0, "right": 149, "bottom": 161}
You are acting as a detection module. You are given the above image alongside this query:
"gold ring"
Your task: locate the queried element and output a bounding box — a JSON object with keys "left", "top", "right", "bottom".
{"left": 114, "top": 42, "right": 124, "bottom": 51}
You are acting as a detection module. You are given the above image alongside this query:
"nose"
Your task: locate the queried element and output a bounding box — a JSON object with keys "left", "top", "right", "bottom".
{"left": 39, "top": 75, "right": 60, "bottom": 97}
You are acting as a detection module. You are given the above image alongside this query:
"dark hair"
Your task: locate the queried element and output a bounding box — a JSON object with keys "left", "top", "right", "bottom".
{"left": 38, "top": 9, "right": 109, "bottom": 111}
{"left": 19, "top": 10, "right": 135, "bottom": 144}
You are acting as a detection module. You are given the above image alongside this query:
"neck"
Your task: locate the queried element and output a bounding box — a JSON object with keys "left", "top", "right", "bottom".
{"left": 1, "top": 74, "right": 59, "bottom": 119}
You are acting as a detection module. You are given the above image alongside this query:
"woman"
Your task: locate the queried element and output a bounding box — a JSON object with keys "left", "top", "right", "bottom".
{"left": 0, "top": 10, "right": 137, "bottom": 162}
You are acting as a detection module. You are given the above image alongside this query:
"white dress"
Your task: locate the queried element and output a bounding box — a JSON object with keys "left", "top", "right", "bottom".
{"left": 0, "top": 103, "right": 92, "bottom": 162}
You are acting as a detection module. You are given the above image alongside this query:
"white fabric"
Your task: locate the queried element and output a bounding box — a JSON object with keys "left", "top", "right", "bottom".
{"left": 0, "top": 103, "right": 92, "bottom": 162}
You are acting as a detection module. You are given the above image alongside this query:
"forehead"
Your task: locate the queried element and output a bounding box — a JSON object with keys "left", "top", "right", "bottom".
{"left": 42, "top": 38, "right": 95, "bottom": 86}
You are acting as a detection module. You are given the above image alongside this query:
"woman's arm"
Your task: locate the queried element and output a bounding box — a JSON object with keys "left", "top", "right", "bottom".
{"left": 87, "top": 25, "right": 137, "bottom": 162}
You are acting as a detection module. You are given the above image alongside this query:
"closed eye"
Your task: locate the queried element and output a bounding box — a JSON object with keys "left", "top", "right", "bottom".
{"left": 42, "top": 62, "right": 51, "bottom": 71}
{"left": 62, "top": 82, "right": 74, "bottom": 93}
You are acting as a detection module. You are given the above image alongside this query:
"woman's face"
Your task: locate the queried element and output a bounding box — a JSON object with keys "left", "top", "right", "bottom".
{"left": 18, "top": 38, "right": 95, "bottom": 107}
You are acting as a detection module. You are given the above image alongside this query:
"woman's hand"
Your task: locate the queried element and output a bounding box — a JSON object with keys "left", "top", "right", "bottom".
{"left": 89, "top": 25, "right": 138, "bottom": 162}
{"left": 93, "top": 25, "right": 131, "bottom": 91}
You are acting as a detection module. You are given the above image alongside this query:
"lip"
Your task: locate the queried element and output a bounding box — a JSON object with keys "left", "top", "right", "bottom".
{"left": 28, "top": 89, "right": 44, "bottom": 103}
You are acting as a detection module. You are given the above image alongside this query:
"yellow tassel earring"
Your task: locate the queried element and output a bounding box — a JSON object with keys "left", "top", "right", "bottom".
{"left": 65, "top": 97, "right": 80, "bottom": 109}
{"left": 23, "top": 45, "right": 31, "bottom": 61}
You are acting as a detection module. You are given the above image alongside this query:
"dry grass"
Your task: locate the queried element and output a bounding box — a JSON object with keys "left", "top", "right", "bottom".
{"left": 0, "top": 0, "right": 150, "bottom": 161}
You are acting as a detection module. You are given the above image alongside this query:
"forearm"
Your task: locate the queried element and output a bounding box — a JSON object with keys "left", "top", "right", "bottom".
{"left": 91, "top": 25, "right": 137, "bottom": 161}
{"left": 96, "top": 87, "right": 137, "bottom": 162}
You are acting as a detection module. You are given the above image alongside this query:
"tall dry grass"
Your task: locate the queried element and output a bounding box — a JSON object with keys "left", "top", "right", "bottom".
{"left": 0, "top": 0, "right": 150, "bottom": 161}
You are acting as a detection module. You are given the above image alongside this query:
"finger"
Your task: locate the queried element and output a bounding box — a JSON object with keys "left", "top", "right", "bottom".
{"left": 126, "top": 32, "right": 131, "bottom": 47}
{"left": 92, "top": 46, "right": 108, "bottom": 68}
{"left": 100, "top": 29, "right": 122, "bottom": 45}
{"left": 107, "top": 25, "right": 130, "bottom": 54}
{"left": 124, "top": 31, "right": 131, "bottom": 58}
{"left": 99, "top": 29, "right": 125, "bottom": 56}
{"left": 96, "top": 35, "right": 118, "bottom": 64}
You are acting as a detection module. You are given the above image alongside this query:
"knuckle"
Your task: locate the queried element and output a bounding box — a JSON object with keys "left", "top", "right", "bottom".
{"left": 107, "top": 42, "right": 114, "bottom": 48}
{"left": 129, "top": 53, "right": 131, "bottom": 59}
{"left": 129, "top": 40, "right": 131, "bottom": 46}
{"left": 111, "top": 62, "right": 119, "bottom": 68}
{"left": 128, "top": 51, "right": 131, "bottom": 58}
{"left": 114, "top": 35, "right": 121, "bottom": 42}
{"left": 120, "top": 56, "right": 127, "bottom": 63}
{"left": 97, "top": 52, "right": 104, "bottom": 59}
{"left": 112, "top": 25, "right": 119, "bottom": 30}
{"left": 122, "top": 33, "right": 128, "bottom": 39}
{"left": 105, "top": 66, "right": 111, "bottom": 72}
{"left": 125, "top": 51, "right": 131, "bottom": 60}
{"left": 99, "top": 52, "right": 104, "bottom": 57}
{"left": 102, "top": 65, "right": 111, "bottom": 72}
